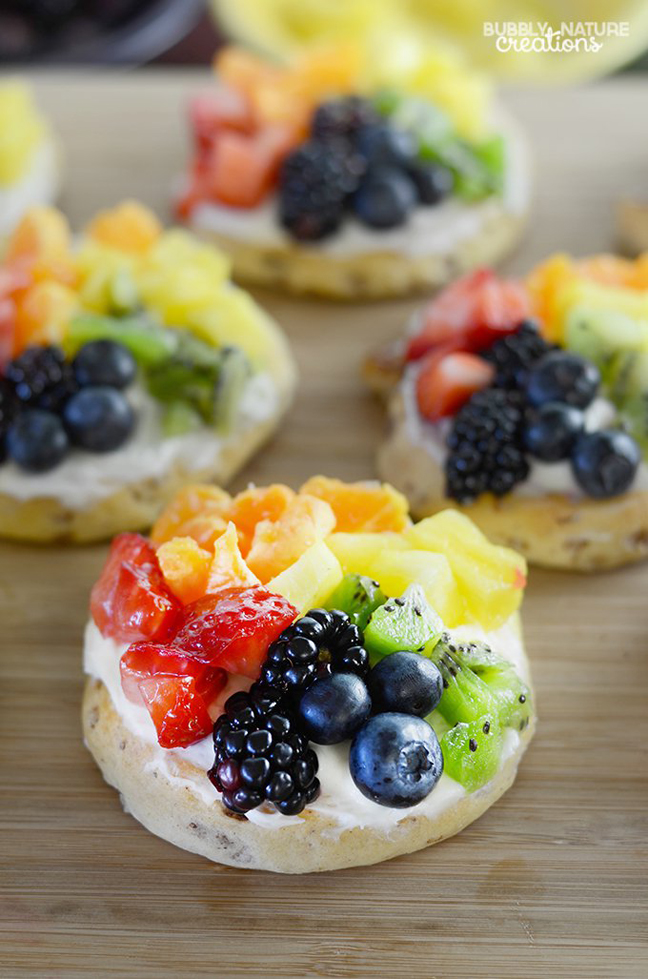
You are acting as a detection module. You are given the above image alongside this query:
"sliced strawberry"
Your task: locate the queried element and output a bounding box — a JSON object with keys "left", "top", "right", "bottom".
{"left": 406, "top": 269, "right": 530, "bottom": 361}
{"left": 120, "top": 642, "right": 227, "bottom": 748}
{"left": 174, "top": 586, "right": 297, "bottom": 679}
{"left": 90, "top": 533, "right": 181, "bottom": 644}
{"left": 139, "top": 675, "right": 214, "bottom": 749}
{"left": 206, "top": 131, "right": 274, "bottom": 208}
{"left": 189, "top": 89, "right": 255, "bottom": 152}
{"left": 0, "top": 297, "right": 16, "bottom": 369}
{"left": 416, "top": 350, "right": 495, "bottom": 422}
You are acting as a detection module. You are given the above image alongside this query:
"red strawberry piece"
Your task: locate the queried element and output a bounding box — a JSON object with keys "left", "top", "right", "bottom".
{"left": 206, "top": 130, "right": 276, "bottom": 208}
{"left": 406, "top": 269, "right": 531, "bottom": 361}
{"left": 415, "top": 350, "right": 495, "bottom": 422}
{"left": 189, "top": 89, "right": 255, "bottom": 152}
{"left": 174, "top": 586, "right": 297, "bottom": 680}
{"left": 0, "top": 297, "right": 16, "bottom": 369}
{"left": 90, "top": 533, "right": 181, "bottom": 644}
{"left": 120, "top": 642, "right": 227, "bottom": 748}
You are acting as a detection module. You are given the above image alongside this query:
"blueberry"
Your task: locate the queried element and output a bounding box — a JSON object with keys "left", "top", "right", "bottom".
{"left": 297, "top": 673, "right": 371, "bottom": 745}
{"left": 350, "top": 713, "right": 443, "bottom": 808}
{"left": 366, "top": 652, "right": 443, "bottom": 717}
{"left": 524, "top": 401, "right": 584, "bottom": 461}
{"left": 7, "top": 409, "right": 69, "bottom": 472}
{"left": 526, "top": 351, "right": 600, "bottom": 409}
{"left": 353, "top": 167, "right": 417, "bottom": 229}
{"left": 63, "top": 385, "right": 135, "bottom": 452}
{"left": 571, "top": 429, "right": 640, "bottom": 498}
{"left": 407, "top": 163, "right": 454, "bottom": 205}
{"left": 72, "top": 339, "right": 137, "bottom": 389}
{"left": 356, "top": 124, "right": 416, "bottom": 169}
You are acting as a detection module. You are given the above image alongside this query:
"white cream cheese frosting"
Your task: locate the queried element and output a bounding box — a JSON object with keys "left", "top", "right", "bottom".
{"left": 0, "top": 371, "right": 278, "bottom": 510}
{"left": 83, "top": 614, "right": 527, "bottom": 836}
{"left": 400, "top": 364, "right": 648, "bottom": 499}
{"left": 188, "top": 113, "right": 530, "bottom": 261}
{"left": 0, "top": 138, "right": 59, "bottom": 237}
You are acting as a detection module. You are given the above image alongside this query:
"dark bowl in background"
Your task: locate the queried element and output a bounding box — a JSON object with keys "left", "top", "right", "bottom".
{"left": 0, "top": 0, "right": 208, "bottom": 65}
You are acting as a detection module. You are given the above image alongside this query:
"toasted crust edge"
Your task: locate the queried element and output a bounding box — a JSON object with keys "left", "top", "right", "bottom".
{"left": 0, "top": 312, "right": 296, "bottom": 544}
{"left": 378, "top": 388, "right": 648, "bottom": 571}
{"left": 82, "top": 667, "right": 535, "bottom": 875}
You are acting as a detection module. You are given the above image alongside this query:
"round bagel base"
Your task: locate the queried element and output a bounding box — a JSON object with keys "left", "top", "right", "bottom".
{"left": 188, "top": 210, "right": 526, "bottom": 301}
{"left": 378, "top": 390, "right": 648, "bottom": 571}
{"left": 82, "top": 669, "right": 535, "bottom": 875}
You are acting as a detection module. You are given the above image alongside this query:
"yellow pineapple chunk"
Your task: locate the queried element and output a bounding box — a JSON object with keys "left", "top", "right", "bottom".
{"left": 156, "top": 536, "right": 211, "bottom": 605}
{"left": 367, "top": 548, "right": 464, "bottom": 627}
{"left": 268, "top": 542, "right": 343, "bottom": 614}
{"left": 326, "top": 531, "right": 407, "bottom": 575}
{"left": 206, "top": 522, "right": 259, "bottom": 594}
{"left": 406, "top": 510, "right": 526, "bottom": 630}
{"left": 246, "top": 494, "right": 336, "bottom": 583}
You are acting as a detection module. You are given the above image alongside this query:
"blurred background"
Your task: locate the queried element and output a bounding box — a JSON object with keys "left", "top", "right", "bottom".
{"left": 1, "top": 0, "right": 647, "bottom": 75}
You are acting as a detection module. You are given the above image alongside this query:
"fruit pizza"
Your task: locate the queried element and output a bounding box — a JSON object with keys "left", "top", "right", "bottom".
{"left": 0, "top": 82, "right": 60, "bottom": 237}
{"left": 175, "top": 44, "right": 529, "bottom": 299}
{"left": 0, "top": 202, "right": 295, "bottom": 542}
{"left": 83, "top": 476, "right": 533, "bottom": 874}
{"left": 367, "top": 257, "right": 648, "bottom": 569}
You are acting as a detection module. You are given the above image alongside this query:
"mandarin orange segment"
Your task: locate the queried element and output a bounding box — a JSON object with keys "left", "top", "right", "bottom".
{"left": 525, "top": 254, "right": 575, "bottom": 340}
{"left": 14, "top": 280, "right": 77, "bottom": 352}
{"left": 86, "top": 201, "right": 163, "bottom": 255}
{"left": 150, "top": 484, "right": 232, "bottom": 545}
{"left": 299, "top": 475, "right": 410, "bottom": 534}
{"left": 577, "top": 254, "right": 637, "bottom": 289}
{"left": 205, "top": 522, "right": 260, "bottom": 594}
{"left": 227, "top": 484, "right": 295, "bottom": 556}
{"left": 156, "top": 536, "right": 212, "bottom": 605}
{"left": 6, "top": 206, "right": 71, "bottom": 261}
{"left": 216, "top": 47, "right": 281, "bottom": 100}
{"left": 245, "top": 494, "right": 336, "bottom": 583}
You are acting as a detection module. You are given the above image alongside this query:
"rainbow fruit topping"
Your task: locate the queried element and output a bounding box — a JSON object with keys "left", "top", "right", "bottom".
{"left": 178, "top": 45, "right": 508, "bottom": 241}
{"left": 0, "top": 202, "right": 278, "bottom": 471}
{"left": 90, "top": 477, "right": 530, "bottom": 817}
{"left": 401, "top": 263, "right": 647, "bottom": 502}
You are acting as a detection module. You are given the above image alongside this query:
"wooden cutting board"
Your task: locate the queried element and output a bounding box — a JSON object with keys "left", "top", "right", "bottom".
{"left": 1, "top": 71, "right": 647, "bottom": 979}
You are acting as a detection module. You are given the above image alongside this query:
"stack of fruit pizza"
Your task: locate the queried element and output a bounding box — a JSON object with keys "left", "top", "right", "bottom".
{"left": 368, "top": 256, "right": 648, "bottom": 569}
{"left": 0, "top": 82, "right": 60, "bottom": 237}
{"left": 83, "top": 476, "right": 534, "bottom": 874}
{"left": 0, "top": 202, "right": 295, "bottom": 543}
{"left": 176, "top": 44, "right": 529, "bottom": 299}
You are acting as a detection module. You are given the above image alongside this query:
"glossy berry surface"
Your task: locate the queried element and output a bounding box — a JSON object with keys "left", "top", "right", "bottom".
{"left": 349, "top": 713, "right": 443, "bottom": 808}
{"left": 209, "top": 685, "right": 320, "bottom": 815}
{"left": 6, "top": 409, "right": 69, "bottom": 472}
{"left": 356, "top": 124, "right": 416, "bottom": 169}
{"left": 445, "top": 388, "right": 529, "bottom": 501}
{"left": 482, "top": 320, "right": 553, "bottom": 388}
{"left": 353, "top": 167, "right": 416, "bottom": 228}
{"left": 260, "top": 608, "right": 369, "bottom": 699}
{"left": 366, "top": 651, "right": 443, "bottom": 717}
{"left": 279, "top": 139, "right": 364, "bottom": 241}
{"left": 310, "top": 97, "right": 379, "bottom": 142}
{"left": 526, "top": 350, "right": 600, "bottom": 409}
{"left": 297, "top": 673, "right": 371, "bottom": 744}
{"left": 408, "top": 163, "right": 454, "bottom": 205}
{"left": 121, "top": 642, "right": 227, "bottom": 748}
{"left": 63, "top": 385, "right": 135, "bottom": 453}
{"left": 5, "top": 344, "right": 77, "bottom": 412}
{"left": 524, "top": 401, "right": 584, "bottom": 461}
{"left": 72, "top": 339, "right": 137, "bottom": 390}
{"left": 90, "top": 533, "right": 181, "bottom": 643}
{"left": 174, "top": 587, "right": 298, "bottom": 679}
{"left": 571, "top": 429, "right": 641, "bottom": 499}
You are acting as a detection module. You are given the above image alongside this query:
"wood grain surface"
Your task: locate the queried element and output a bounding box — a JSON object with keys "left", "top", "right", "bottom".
{"left": 1, "top": 72, "right": 648, "bottom": 978}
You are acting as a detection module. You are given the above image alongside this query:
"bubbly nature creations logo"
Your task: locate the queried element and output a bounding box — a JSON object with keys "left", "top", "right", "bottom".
{"left": 483, "top": 21, "right": 630, "bottom": 54}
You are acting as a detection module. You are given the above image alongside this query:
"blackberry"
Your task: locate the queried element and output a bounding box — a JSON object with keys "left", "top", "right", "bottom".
{"left": 482, "top": 321, "right": 554, "bottom": 389}
{"left": 5, "top": 345, "right": 77, "bottom": 413}
{"left": 0, "top": 380, "right": 18, "bottom": 464}
{"left": 279, "top": 139, "right": 365, "bottom": 241}
{"left": 311, "top": 96, "right": 379, "bottom": 143}
{"left": 260, "top": 609, "right": 369, "bottom": 699}
{"left": 445, "top": 388, "right": 529, "bottom": 502}
{"left": 208, "top": 683, "right": 320, "bottom": 816}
